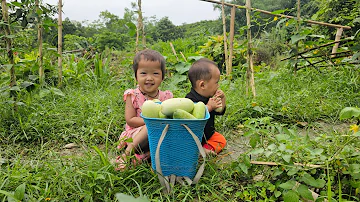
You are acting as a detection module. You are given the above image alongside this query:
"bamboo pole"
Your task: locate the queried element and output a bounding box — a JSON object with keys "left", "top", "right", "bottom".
{"left": 245, "top": 0, "right": 256, "bottom": 98}
{"left": 1, "top": 0, "right": 17, "bottom": 98}
{"left": 280, "top": 37, "right": 354, "bottom": 61}
{"left": 294, "top": 0, "right": 301, "bottom": 75}
{"left": 331, "top": 28, "right": 343, "bottom": 58}
{"left": 169, "top": 42, "right": 179, "bottom": 61}
{"left": 180, "top": 51, "right": 187, "bottom": 62}
{"left": 135, "top": 0, "right": 145, "bottom": 51}
{"left": 221, "top": 0, "right": 229, "bottom": 74}
{"left": 36, "top": 0, "right": 44, "bottom": 85}
{"left": 228, "top": 6, "right": 235, "bottom": 76}
{"left": 57, "top": 0, "right": 63, "bottom": 88}
{"left": 199, "top": 0, "right": 351, "bottom": 30}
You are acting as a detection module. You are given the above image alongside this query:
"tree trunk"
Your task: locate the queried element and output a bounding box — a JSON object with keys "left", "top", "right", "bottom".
{"left": 58, "top": 0, "right": 63, "bottom": 87}
{"left": 36, "top": 0, "right": 44, "bottom": 85}
{"left": 294, "top": 0, "right": 301, "bottom": 75}
{"left": 2, "top": 0, "right": 17, "bottom": 110}
{"left": 246, "top": 0, "right": 256, "bottom": 97}
{"left": 221, "top": 0, "right": 229, "bottom": 74}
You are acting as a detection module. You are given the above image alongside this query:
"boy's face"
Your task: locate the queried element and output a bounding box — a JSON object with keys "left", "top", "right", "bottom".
{"left": 136, "top": 59, "right": 163, "bottom": 97}
{"left": 202, "top": 65, "right": 220, "bottom": 98}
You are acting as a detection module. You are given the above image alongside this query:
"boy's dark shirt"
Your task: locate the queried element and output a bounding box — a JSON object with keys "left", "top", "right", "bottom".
{"left": 185, "top": 88, "right": 226, "bottom": 143}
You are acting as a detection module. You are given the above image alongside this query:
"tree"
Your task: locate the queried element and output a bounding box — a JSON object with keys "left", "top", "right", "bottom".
{"left": 150, "top": 17, "right": 184, "bottom": 42}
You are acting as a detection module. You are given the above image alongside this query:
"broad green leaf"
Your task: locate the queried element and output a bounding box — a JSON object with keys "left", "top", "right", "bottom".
{"left": 249, "top": 134, "right": 260, "bottom": 148}
{"left": 10, "top": 2, "right": 23, "bottom": 7}
{"left": 50, "top": 87, "right": 65, "bottom": 97}
{"left": 297, "top": 184, "right": 314, "bottom": 200}
{"left": 14, "top": 183, "right": 25, "bottom": 200}
{"left": 351, "top": 52, "right": 360, "bottom": 60}
{"left": 9, "top": 86, "right": 20, "bottom": 91}
{"left": 39, "top": 89, "right": 50, "bottom": 98}
{"left": 115, "top": 193, "right": 149, "bottom": 202}
{"left": 290, "top": 34, "right": 307, "bottom": 44}
{"left": 238, "top": 163, "right": 248, "bottom": 174}
{"left": 282, "top": 154, "right": 291, "bottom": 163}
{"left": 339, "top": 107, "right": 360, "bottom": 120}
{"left": 275, "top": 134, "right": 289, "bottom": 142}
{"left": 283, "top": 190, "right": 299, "bottom": 202}
{"left": 250, "top": 148, "right": 264, "bottom": 155}
{"left": 300, "top": 173, "right": 325, "bottom": 188}
{"left": 174, "top": 62, "right": 191, "bottom": 75}
{"left": 311, "top": 148, "right": 324, "bottom": 155}
{"left": 279, "top": 180, "right": 296, "bottom": 189}
{"left": 2, "top": 64, "right": 13, "bottom": 70}
{"left": 274, "top": 190, "right": 282, "bottom": 198}
{"left": 271, "top": 9, "right": 287, "bottom": 14}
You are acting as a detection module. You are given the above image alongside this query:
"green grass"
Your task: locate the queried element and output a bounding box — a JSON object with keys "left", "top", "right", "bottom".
{"left": 1, "top": 61, "right": 360, "bottom": 201}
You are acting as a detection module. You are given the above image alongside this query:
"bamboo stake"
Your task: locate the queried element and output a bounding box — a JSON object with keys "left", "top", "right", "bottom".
{"left": 199, "top": 0, "right": 351, "bottom": 30}
{"left": 58, "top": 0, "right": 63, "bottom": 88}
{"left": 250, "top": 161, "right": 322, "bottom": 168}
{"left": 331, "top": 28, "right": 343, "bottom": 58}
{"left": 180, "top": 51, "right": 187, "bottom": 62}
{"left": 221, "top": 0, "right": 229, "bottom": 74}
{"left": 245, "top": 0, "right": 256, "bottom": 97}
{"left": 169, "top": 42, "right": 179, "bottom": 61}
{"left": 36, "top": 0, "right": 44, "bottom": 85}
{"left": 294, "top": 0, "right": 301, "bottom": 75}
{"left": 2, "top": 0, "right": 17, "bottom": 110}
{"left": 280, "top": 38, "right": 354, "bottom": 61}
{"left": 228, "top": 6, "right": 235, "bottom": 76}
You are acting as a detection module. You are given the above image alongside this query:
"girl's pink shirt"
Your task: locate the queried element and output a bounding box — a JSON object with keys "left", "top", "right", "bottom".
{"left": 120, "top": 88, "right": 173, "bottom": 139}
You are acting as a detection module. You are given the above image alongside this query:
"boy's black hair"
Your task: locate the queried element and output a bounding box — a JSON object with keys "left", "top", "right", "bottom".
{"left": 188, "top": 58, "right": 218, "bottom": 87}
{"left": 133, "top": 49, "right": 166, "bottom": 79}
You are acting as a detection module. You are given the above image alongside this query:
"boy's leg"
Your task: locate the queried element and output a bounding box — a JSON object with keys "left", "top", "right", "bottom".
{"left": 204, "top": 132, "right": 226, "bottom": 154}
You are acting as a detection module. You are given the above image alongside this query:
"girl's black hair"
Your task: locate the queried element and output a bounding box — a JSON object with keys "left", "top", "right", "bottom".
{"left": 132, "top": 49, "right": 166, "bottom": 79}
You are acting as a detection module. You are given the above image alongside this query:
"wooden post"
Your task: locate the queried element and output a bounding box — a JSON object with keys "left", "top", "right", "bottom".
{"left": 331, "top": 28, "right": 343, "bottom": 58}
{"left": 58, "top": 0, "right": 63, "bottom": 88}
{"left": 36, "top": 0, "right": 44, "bottom": 85}
{"left": 228, "top": 6, "right": 235, "bottom": 77}
{"left": 245, "top": 0, "right": 256, "bottom": 97}
{"left": 221, "top": 0, "right": 229, "bottom": 74}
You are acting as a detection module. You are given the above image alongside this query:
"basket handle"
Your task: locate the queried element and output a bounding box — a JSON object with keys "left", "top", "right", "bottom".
{"left": 155, "top": 124, "right": 206, "bottom": 193}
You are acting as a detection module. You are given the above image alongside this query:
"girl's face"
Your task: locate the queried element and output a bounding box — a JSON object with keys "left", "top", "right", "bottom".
{"left": 203, "top": 65, "right": 220, "bottom": 97}
{"left": 136, "top": 59, "right": 163, "bottom": 97}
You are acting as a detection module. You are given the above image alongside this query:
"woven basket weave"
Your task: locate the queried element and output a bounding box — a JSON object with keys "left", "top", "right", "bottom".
{"left": 142, "top": 109, "right": 209, "bottom": 178}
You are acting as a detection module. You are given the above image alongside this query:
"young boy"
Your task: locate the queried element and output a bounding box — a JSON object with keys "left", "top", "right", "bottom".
{"left": 185, "top": 58, "right": 227, "bottom": 155}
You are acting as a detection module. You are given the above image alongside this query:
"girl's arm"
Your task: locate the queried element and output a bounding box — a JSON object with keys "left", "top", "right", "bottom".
{"left": 124, "top": 95, "right": 145, "bottom": 128}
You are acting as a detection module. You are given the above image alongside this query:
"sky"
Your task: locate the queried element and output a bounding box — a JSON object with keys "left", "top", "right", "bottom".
{"left": 42, "top": 0, "right": 221, "bottom": 26}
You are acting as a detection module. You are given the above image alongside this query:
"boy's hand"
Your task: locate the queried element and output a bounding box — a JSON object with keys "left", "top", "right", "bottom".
{"left": 207, "top": 97, "right": 222, "bottom": 112}
{"left": 214, "top": 89, "right": 225, "bottom": 99}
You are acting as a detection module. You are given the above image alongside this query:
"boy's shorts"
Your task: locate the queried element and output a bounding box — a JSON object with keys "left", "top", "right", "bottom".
{"left": 203, "top": 132, "right": 226, "bottom": 153}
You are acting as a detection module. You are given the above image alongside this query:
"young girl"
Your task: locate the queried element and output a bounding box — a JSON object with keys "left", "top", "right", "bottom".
{"left": 115, "top": 49, "right": 173, "bottom": 170}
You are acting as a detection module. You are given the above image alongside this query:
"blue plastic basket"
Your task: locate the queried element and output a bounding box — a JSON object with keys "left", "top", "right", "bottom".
{"left": 141, "top": 108, "right": 209, "bottom": 178}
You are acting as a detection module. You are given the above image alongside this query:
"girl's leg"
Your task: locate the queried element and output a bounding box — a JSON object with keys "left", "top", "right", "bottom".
{"left": 115, "top": 127, "right": 149, "bottom": 170}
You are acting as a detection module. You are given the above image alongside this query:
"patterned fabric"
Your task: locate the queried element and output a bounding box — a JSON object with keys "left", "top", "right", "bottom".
{"left": 118, "top": 87, "right": 173, "bottom": 149}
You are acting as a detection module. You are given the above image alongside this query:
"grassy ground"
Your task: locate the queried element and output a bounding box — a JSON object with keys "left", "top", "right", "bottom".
{"left": 1, "top": 63, "right": 359, "bottom": 201}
